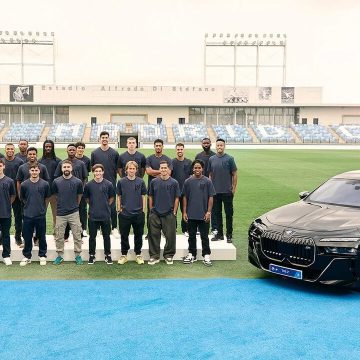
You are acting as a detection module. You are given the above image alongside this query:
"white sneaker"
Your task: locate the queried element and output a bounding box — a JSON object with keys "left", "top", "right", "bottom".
{"left": 211, "top": 230, "right": 218, "bottom": 236}
{"left": 20, "top": 258, "right": 31, "bottom": 266}
{"left": 165, "top": 257, "right": 173, "bottom": 265}
{"left": 183, "top": 232, "right": 189, "bottom": 237}
{"left": 82, "top": 230, "right": 88, "bottom": 237}
{"left": 111, "top": 228, "right": 120, "bottom": 238}
{"left": 3, "top": 257, "right": 12, "bottom": 266}
{"left": 39, "top": 257, "right": 47, "bottom": 266}
{"left": 183, "top": 253, "right": 196, "bottom": 264}
{"left": 203, "top": 254, "right": 212, "bottom": 267}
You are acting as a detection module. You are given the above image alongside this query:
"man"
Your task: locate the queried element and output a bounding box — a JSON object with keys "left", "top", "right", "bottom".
{"left": 116, "top": 161, "right": 147, "bottom": 265}
{"left": 19, "top": 163, "right": 51, "bottom": 266}
{"left": 145, "top": 138, "right": 173, "bottom": 233}
{"left": 75, "top": 141, "right": 91, "bottom": 237}
{"left": 16, "top": 147, "right": 50, "bottom": 195}
{"left": 117, "top": 136, "right": 146, "bottom": 178}
{"left": 0, "top": 159, "right": 16, "bottom": 265}
{"left": 15, "top": 139, "right": 29, "bottom": 163}
{"left": 39, "top": 140, "right": 62, "bottom": 230}
{"left": 52, "top": 160, "right": 84, "bottom": 265}
{"left": 208, "top": 138, "right": 237, "bottom": 243}
{"left": 3, "top": 143, "right": 24, "bottom": 247}
{"left": 90, "top": 131, "right": 119, "bottom": 237}
{"left": 171, "top": 143, "right": 192, "bottom": 235}
{"left": 83, "top": 164, "right": 115, "bottom": 265}
{"left": 195, "top": 137, "right": 217, "bottom": 234}
{"left": 148, "top": 161, "right": 180, "bottom": 265}
{"left": 16, "top": 147, "right": 50, "bottom": 246}
{"left": 182, "top": 159, "right": 216, "bottom": 266}
{"left": 54, "top": 144, "right": 88, "bottom": 241}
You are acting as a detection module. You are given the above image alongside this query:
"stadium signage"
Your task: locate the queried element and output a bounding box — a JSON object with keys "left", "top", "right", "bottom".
{"left": 41, "top": 85, "right": 86, "bottom": 91}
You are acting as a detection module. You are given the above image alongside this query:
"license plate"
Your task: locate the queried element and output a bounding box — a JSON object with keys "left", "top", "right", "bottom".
{"left": 269, "top": 264, "right": 303, "bottom": 280}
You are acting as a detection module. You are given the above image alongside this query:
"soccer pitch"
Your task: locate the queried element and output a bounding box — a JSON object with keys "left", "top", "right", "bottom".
{"left": 2, "top": 148, "right": 359, "bottom": 280}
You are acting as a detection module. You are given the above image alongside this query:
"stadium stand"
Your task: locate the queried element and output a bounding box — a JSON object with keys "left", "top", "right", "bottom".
{"left": 90, "top": 123, "right": 124, "bottom": 142}
{"left": 47, "top": 123, "right": 86, "bottom": 142}
{"left": 172, "top": 124, "right": 208, "bottom": 142}
{"left": 212, "top": 124, "right": 252, "bottom": 143}
{"left": 251, "top": 124, "right": 295, "bottom": 143}
{"left": 3, "top": 123, "right": 44, "bottom": 142}
{"left": 291, "top": 124, "right": 338, "bottom": 143}
{"left": 331, "top": 125, "right": 360, "bottom": 143}
{"left": 135, "top": 124, "right": 168, "bottom": 142}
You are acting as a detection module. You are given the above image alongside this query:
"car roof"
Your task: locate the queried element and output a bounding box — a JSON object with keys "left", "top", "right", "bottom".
{"left": 332, "top": 170, "right": 360, "bottom": 180}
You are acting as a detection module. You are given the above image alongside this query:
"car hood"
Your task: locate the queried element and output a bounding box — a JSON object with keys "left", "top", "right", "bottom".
{"left": 265, "top": 201, "right": 360, "bottom": 232}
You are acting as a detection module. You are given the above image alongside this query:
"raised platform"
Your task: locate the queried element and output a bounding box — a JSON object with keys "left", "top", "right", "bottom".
{"left": 5, "top": 234, "right": 236, "bottom": 262}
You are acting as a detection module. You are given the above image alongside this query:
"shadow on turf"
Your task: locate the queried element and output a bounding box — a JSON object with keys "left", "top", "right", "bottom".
{"left": 264, "top": 275, "right": 360, "bottom": 296}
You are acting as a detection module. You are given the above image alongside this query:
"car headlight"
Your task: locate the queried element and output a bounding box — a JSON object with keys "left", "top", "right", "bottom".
{"left": 319, "top": 237, "right": 360, "bottom": 242}
{"left": 323, "top": 247, "right": 357, "bottom": 255}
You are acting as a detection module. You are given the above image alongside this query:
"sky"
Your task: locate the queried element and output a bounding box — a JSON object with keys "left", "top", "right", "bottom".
{"left": 0, "top": 0, "right": 360, "bottom": 103}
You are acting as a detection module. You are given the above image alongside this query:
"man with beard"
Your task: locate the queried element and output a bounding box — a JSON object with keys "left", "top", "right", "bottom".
{"left": 54, "top": 144, "right": 88, "bottom": 241}
{"left": 52, "top": 160, "right": 84, "bottom": 265}
{"left": 195, "top": 137, "right": 217, "bottom": 235}
{"left": 2, "top": 143, "right": 24, "bottom": 247}
{"left": 39, "top": 140, "right": 61, "bottom": 230}
{"left": 91, "top": 131, "right": 119, "bottom": 238}
{"left": 19, "top": 163, "right": 51, "bottom": 266}
{"left": 15, "top": 139, "right": 29, "bottom": 163}
{"left": 75, "top": 141, "right": 91, "bottom": 237}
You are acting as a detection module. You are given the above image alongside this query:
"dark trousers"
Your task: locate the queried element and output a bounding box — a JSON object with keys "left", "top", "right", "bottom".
{"left": 178, "top": 195, "right": 187, "bottom": 233}
{"left": 148, "top": 212, "right": 176, "bottom": 259}
{"left": 12, "top": 196, "right": 23, "bottom": 240}
{"left": 213, "top": 193, "right": 234, "bottom": 236}
{"left": 119, "top": 212, "right": 145, "bottom": 255}
{"left": 88, "top": 219, "right": 111, "bottom": 256}
{"left": 22, "top": 216, "right": 47, "bottom": 259}
{"left": 187, "top": 219, "right": 211, "bottom": 257}
{"left": 110, "top": 200, "right": 117, "bottom": 230}
{"left": 79, "top": 197, "right": 87, "bottom": 231}
{"left": 0, "top": 217, "right": 11, "bottom": 258}
{"left": 211, "top": 208, "right": 218, "bottom": 232}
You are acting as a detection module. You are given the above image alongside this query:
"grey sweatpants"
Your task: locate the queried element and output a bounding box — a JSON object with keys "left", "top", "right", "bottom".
{"left": 148, "top": 212, "right": 176, "bottom": 259}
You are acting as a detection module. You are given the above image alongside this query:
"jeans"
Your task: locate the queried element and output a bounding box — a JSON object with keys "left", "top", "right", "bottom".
{"left": 0, "top": 217, "right": 11, "bottom": 258}
{"left": 213, "top": 193, "right": 234, "bottom": 236}
{"left": 187, "top": 219, "right": 211, "bottom": 257}
{"left": 119, "top": 212, "right": 145, "bottom": 255}
{"left": 22, "top": 216, "right": 47, "bottom": 259}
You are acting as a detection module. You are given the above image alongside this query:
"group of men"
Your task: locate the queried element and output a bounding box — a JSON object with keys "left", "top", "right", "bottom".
{"left": 0, "top": 132, "right": 237, "bottom": 267}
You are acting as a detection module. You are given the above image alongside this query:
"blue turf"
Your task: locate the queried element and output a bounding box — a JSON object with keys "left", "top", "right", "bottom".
{"left": 0, "top": 278, "right": 359, "bottom": 360}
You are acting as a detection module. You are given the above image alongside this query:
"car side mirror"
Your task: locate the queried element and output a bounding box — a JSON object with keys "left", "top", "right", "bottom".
{"left": 299, "top": 191, "right": 310, "bottom": 200}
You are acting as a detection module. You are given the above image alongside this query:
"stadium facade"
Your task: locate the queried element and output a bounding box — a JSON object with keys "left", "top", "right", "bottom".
{"left": 1, "top": 84, "right": 360, "bottom": 127}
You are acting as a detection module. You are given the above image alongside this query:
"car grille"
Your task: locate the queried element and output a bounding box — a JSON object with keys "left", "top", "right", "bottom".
{"left": 260, "top": 230, "right": 315, "bottom": 267}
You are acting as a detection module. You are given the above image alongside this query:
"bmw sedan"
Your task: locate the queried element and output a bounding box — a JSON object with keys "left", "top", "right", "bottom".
{"left": 248, "top": 170, "right": 360, "bottom": 286}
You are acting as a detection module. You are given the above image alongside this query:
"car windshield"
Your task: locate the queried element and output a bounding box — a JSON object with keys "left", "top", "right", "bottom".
{"left": 307, "top": 178, "right": 360, "bottom": 207}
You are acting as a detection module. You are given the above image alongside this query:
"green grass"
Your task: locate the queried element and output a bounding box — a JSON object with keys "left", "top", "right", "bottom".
{"left": 2, "top": 148, "right": 359, "bottom": 280}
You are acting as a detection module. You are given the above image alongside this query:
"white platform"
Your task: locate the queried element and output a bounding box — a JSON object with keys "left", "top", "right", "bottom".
{"left": 5, "top": 234, "right": 236, "bottom": 262}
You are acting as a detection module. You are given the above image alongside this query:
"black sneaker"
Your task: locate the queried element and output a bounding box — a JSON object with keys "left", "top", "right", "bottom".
{"left": 88, "top": 255, "right": 95, "bottom": 264}
{"left": 226, "top": 234, "right": 233, "bottom": 243}
{"left": 211, "top": 234, "right": 224, "bottom": 241}
{"left": 105, "top": 255, "right": 113, "bottom": 265}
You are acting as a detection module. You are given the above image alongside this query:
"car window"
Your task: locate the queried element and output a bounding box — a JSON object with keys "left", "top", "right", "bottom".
{"left": 307, "top": 178, "right": 360, "bottom": 207}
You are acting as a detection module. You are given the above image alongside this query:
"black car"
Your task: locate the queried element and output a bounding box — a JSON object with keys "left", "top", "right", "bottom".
{"left": 248, "top": 170, "right": 360, "bottom": 287}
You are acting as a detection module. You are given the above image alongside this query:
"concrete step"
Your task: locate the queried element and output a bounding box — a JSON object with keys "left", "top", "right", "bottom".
{"left": 6, "top": 234, "right": 236, "bottom": 262}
